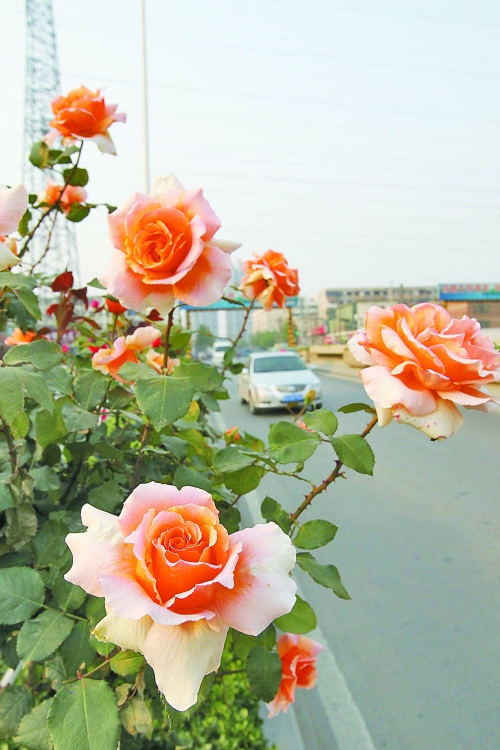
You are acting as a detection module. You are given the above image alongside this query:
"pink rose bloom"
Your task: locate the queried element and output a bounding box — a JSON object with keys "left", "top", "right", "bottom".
{"left": 90, "top": 299, "right": 100, "bottom": 309}
{"left": 65, "top": 483, "right": 296, "bottom": 711}
{"left": 267, "top": 634, "right": 322, "bottom": 717}
{"left": 99, "top": 174, "right": 240, "bottom": 313}
{"left": 92, "top": 325, "right": 160, "bottom": 381}
{"left": 0, "top": 183, "right": 28, "bottom": 271}
{"left": 145, "top": 349, "right": 179, "bottom": 374}
{"left": 349, "top": 303, "right": 500, "bottom": 439}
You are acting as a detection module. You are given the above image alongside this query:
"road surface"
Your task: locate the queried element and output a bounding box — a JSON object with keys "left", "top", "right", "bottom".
{"left": 220, "top": 372, "right": 500, "bottom": 750}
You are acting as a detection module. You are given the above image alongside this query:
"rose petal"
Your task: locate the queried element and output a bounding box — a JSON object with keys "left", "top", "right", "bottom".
{"left": 393, "top": 398, "right": 463, "bottom": 439}
{"left": 0, "top": 184, "right": 28, "bottom": 235}
{"left": 173, "top": 243, "right": 232, "bottom": 307}
{"left": 99, "top": 250, "right": 175, "bottom": 314}
{"left": 360, "top": 365, "right": 436, "bottom": 416}
{"left": 93, "top": 608, "right": 152, "bottom": 651}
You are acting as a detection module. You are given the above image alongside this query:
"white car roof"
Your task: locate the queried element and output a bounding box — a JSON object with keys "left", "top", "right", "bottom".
{"left": 250, "top": 351, "right": 302, "bottom": 359}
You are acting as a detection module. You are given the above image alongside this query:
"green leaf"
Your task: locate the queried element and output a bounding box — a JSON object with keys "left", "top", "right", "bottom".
{"left": 296, "top": 552, "right": 351, "bottom": 600}
{"left": 17, "top": 609, "right": 74, "bottom": 662}
{"left": 118, "top": 362, "right": 155, "bottom": 381}
{"left": 29, "top": 140, "right": 50, "bottom": 169}
{"left": 14, "top": 698, "right": 53, "bottom": 750}
{"left": 224, "top": 465, "right": 263, "bottom": 495}
{"left": 18, "top": 368, "right": 54, "bottom": 412}
{"left": 338, "top": 402, "right": 376, "bottom": 415}
{"left": 173, "top": 465, "right": 211, "bottom": 493}
{"left": 88, "top": 480, "right": 123, "bottom": 513}
{"left": 199, "top": 391, "right": 221, "bottom": 411}
{"left": 0, "top": 271, "right": 37, "bottom": 290}
{"left": 120, "top": 697, "right": 153, "bottom": 738}
{"left": 66, "top": 204, "right": 91, "bottom": 222}
{"left": 36, "top": 399, "right": 68, "bottom": 447}
{"left": 0, "top": 566, "right": 45, "bottom": 624}
{"left": 303, "top": 408, "right": 338, "bottom": 436}
{"left": 274, "top": 595, "right": 317, "bottom": 634}
{"left": 214, "top": 446, "right": 255, "bottom": 473}
{"left": 330, "top": 434, "right": 375, "bottom": 476}
{"left": 294, "top": 520, "right": 338, "bottom": 550}
{"left": 61, "top": 621, "right": 96, "bottom": 677}
{"left": 0, "top": 686, "right": 33, "bottom": 740}
{"left": 62, "top": 401, "right": 99, "bottom": 431}
{"left": 261, "top": 496, "right": 291, "bottom": 534}
{"left": 53, "top": 576, "right": 86, "bottom": 612}
{"left": 87, "top": 278, "right": 105, "bottom": 289}
{"left": 219, "top": 506, "right": 241, "bottom": 534}
{"left": 32, "top": 465, "right": 60, "bottom": 491}
{"left": 4, "top": 339, "right": 63, "bottom": 370}
{"left": 63, "top": 166, "right": 89, "bottom": 187}
{"left": 13, "top": 287, "right": 41, "bottom": 320}
{"left": 48, "top": 679, "right": 120, "bottom": 750}
{"left": 46, "top": 366, "right": 73, "bottom": 396}
{"left": 74, "top": 370, "right": 107, "bottom": 411}
{"left": 268, "top": 421, "right": 320, "bottom": 464}
{"left": 136, "top": 375, "right": 194, "bottom": 429}
{"left": 32, "top": 520, "right": 68, "bottom": 568}
{"left": 171, "top": 362, "right": 224, "bottom": 392}
{"left": 246, "top": 646, "right": 282, "bottom": 702}
{"left": 0, "top": 368, "right": 24, "bottom": 436}
{"left": 110, "top": 649, "right": 144, "bottom": 676}
{"left": 160, "top": 435, "right": 188, "bottom": 461}
{"left": 18, "top": 208, "right": 31, "bottom": 236}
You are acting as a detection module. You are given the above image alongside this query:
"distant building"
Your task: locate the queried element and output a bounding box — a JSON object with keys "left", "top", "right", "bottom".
{"left": 317, "top": 285, "right": 437, "bottom": 333}
{"left": 439, "top": 283, "right": 500, "bottom": 328}
{"left": 251, "top": 307, "right": 287, "bottom": 336}
{"left": 186, "top": 259, "right": 246, "bottom": 341}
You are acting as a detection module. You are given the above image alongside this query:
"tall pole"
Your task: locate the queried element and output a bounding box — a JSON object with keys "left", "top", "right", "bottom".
{"left": 141, "top": 0, "right": 150, "bottom": 192}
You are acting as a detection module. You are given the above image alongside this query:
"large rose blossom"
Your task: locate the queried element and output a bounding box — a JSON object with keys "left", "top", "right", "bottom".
{"left": 240, "top": 250, "right": 299, "bottom": 311}
{"left": 0, "top": 184, "right": 28, "bottom": 271}
{"left": 92, "top": 326, "right": 160, "bottom": 381}
{"left": 99, "top": 174, "right": 240, "bottom": 313}
{"left": 65, "top": 483, "right": 296, "bottom": 711}
{"left": 44, "top": 86, "right": 126, "bottom": 154}
{"left": 39, "top": 178, "right": 87, "bottom": 215}
{"left": 349, "top": 303, "right": 500, "bottom": 439}
{"left": 267, "top": 634, "right": 322, "bottom": 717}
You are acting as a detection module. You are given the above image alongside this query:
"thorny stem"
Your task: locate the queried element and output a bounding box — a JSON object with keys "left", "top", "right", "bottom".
{"left": 162, "top": 308, "right": 176, "bottom": 375}
{"left": 63, "top": 651, "right": 118, "bottom": 683}
{"left": 29, "top": 211, "right": 58, "bottom": 273}
{"left": 221, "top": 296, "right": 255, "bottom": 376}
{"left": 289, "top": 414, "right": 379, "bottom": 526}
{"left": 19, "top": 143, "right": 84, "bottom": 258}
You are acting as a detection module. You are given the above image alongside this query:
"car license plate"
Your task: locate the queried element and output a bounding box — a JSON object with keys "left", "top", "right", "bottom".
{"left": 282, "top": 394, "right": 303, "bottom": 403}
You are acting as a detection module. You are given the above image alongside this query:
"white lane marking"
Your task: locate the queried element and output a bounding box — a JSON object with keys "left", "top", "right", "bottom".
{"left": 212, "top": 410, "right": 377, "bottom": 749}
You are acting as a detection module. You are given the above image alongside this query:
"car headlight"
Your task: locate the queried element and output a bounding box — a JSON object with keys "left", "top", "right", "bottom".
{"left": 256, "top": 383, "right": 274, "bottom": 394}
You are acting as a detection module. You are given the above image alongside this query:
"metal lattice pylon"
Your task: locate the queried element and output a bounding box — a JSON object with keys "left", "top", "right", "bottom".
{"left": 23, "top": 0, "right": 79, "bottom": 282}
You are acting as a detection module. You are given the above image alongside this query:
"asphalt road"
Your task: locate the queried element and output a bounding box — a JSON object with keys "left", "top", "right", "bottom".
{"left": 220, "top": 372, "right": 500, "bottom": 750}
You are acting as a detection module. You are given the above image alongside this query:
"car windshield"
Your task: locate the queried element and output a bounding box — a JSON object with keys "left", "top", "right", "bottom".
{"left": 214, "top": 344, "right": 231, "bottom": 351}
{"left": 253, "top": 356, "right": 308, "bottom": 373}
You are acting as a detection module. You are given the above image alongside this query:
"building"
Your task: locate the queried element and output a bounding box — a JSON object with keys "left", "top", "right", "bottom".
{"left": 439, "top": 283, "right": 500, "bottom": 328}
{"left": 184, "top": 259, "right": 247, "bottom": 341}
{"left": 251, "top": 307, "right": 287, "bottom": 336}
{"left": 317, "top": 285, "right": 438, "bottom": 333}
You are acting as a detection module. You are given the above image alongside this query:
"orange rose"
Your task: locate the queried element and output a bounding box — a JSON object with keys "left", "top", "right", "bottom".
{"left": 105, "top": 298, "right": 127, "bottom": 315}
{"left": 145, "top": 349, "right": 179, "bottom": 375}
{"left": 240, "top": 250, "right": 299, "bottom": 311}
{"left": 267, "top": 634, "right": 322, "bottom": 717}
{"left": 349, "top": 303, "right": 500, "bottom": 438}
{"left": 39, "top": 178, "right": 87, "bottom": 215}
{"left": 4, "top": 328, "right": 37, "bottom": 346}
{"left": 44, "top": 86, "right": 126, "bottom": 154}
{"left": 92, "top": 326, "right": 160, "bottom": 381}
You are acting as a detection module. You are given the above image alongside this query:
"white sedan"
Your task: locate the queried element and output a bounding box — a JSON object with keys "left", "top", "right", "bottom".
{"left": 238, "top": 352, "right": 322, "bottom": 414}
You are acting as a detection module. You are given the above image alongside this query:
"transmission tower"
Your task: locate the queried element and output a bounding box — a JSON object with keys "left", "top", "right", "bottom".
{"left": 23, "top": 0, "right": 79, "bottom": 282}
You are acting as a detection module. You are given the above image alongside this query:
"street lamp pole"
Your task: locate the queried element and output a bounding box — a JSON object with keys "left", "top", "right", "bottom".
{"left": 140, "top": 0, "right": 150, "bottom": 192}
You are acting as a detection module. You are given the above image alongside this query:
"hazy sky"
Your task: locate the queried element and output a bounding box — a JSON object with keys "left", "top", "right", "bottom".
{"left": 2, "top": 0, "right": 500, "bottom": 295}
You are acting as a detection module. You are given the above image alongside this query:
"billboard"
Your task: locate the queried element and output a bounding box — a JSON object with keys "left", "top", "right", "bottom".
{"left": 439, "top": 283, "right": 500, "bottom": 301}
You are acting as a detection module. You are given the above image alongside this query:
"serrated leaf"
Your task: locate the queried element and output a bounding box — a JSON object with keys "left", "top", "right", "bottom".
{"left": 74, "top": 370, "right": 107, "bottom": 411}
{"left": 171, "top": 362, "right": 223, "bottom": 392}
{"left": 303, "top": 408, "right": 338, "bottom": 436}
{"left": 13, "top": 287, "right": 41, "bottom": 320}
{"left": 296, "top": 552, "right": 351, "bottom": 600}
{"left": 330, "top": 434, "right": 375, "bottom": 475}
{"left": 0, "top": 368, "right": 24, "bottom": 435}
{"left": 66, "top": 204, "right": 90, "bottom": 222}
{"left": 18, "top": 367, "right": 53, "bottom": 412}
{"left": 4, "top": 339, "right": 63, "bottom": 370}
{"left": 0, "top": 566, "right": 45, "bottom": 624}
{"left": 31, "top": 465, "right": 60, "bottom": 491}
{"left": 60, "top": 620, "right": 96, "bottom": 678}
{"left": 32, "top": 520, "right": 68, "bottom": 568}
{"left": 45, "top": 366, "right": 73, "bottom": 396}
{"left": 88, "top": 480, "right": 123, "bottom": 513}
{"left": 36, "top": 399, "right": 68, "bottom": 447}
{"left": 338, "top": 402, "right": 376, "bottom": 414}
{"left": 0, "top": 272, "right": 37, "bottom": 290}
{"left": 17, "top": 609, "right": 74, "bottom": 662}
{"left": 14, "top": 698, "right": 53, "bottom": 750}
{"left": 246, "top": 646, "right": 282, "bottom": 702}
{"left": 260, "top": 496, "right": 291, "bottom": 534}
{"left": 110, "top": 650, "right": 144, "bottom": 676}
{"left": 224, "top": 465, "right": 263, "bottom": 495}
{"left": 48, "top": 679, "right": 120, "bottom": 750}
{"left": 63, "top": 166, "right": 89, "bottom": 187}
{"left": 120, "top": 697, "right": 152, "bottom": 738}
{"left": 136, "top": 374, "right": 194, "bottom": 429}
{"left": 160, "top": 435, "right": 188, "bottom": 461}
{"left": 118, "top": 362, "right": 155, "bottom": 381}
{"left": 214, "top": 446, "right": 255, "bottom": 473}
{"left": 52, "top": 576, "right": 86, "bottom": 612}
{"left": 0, "top": 685, "right": 33, "bottom": 740}
{"left": 294, "top": 519, "right": 338, "bottom": 550}
{"left": 173, "top": 465, "right": 211, "bottom": 492}
{"left": 268, "top": 421, "right": 320, "bottom": 464}
{"left": 274, "top": 595, "right": 317, "bottom": 634}
{"left": 62, "top": 401, "right": 99, "bottom": 431}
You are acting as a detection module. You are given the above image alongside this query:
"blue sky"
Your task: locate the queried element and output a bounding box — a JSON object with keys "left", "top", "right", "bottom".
{"left": 2, "top": 0, "right": 500, "bottom": 294}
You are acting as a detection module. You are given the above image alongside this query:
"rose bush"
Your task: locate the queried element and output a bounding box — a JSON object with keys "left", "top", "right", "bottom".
{"left": 0, "top": 83, "right": 498, "bottom": 750}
